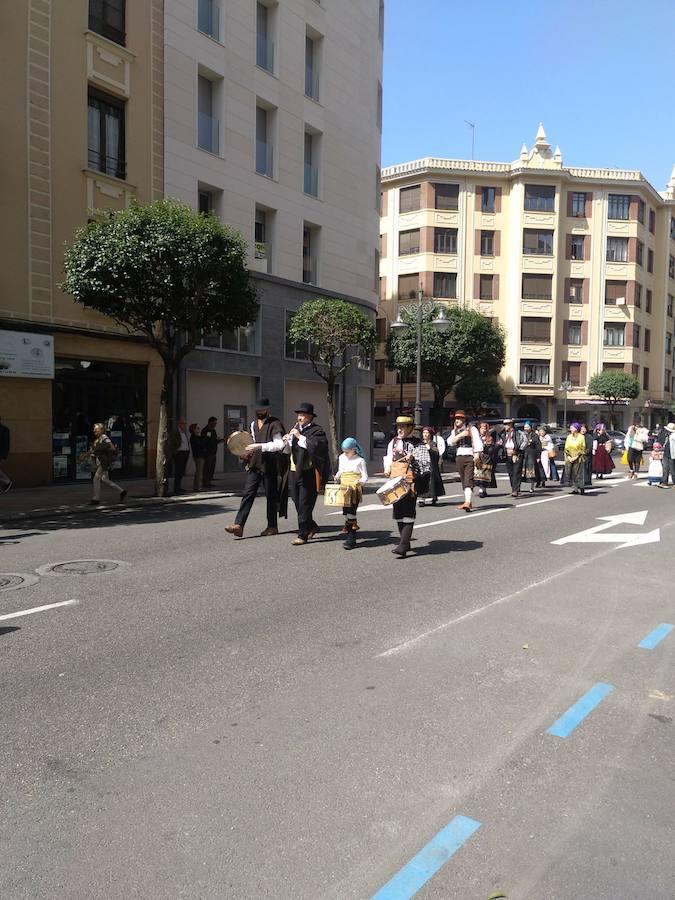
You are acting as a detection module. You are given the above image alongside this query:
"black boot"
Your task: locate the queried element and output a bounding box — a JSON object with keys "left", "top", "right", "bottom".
{"left": 392, "top": 523, "right": 413, "bottom": 558}
{"left": 344, "top": 522, "right": 357, "bottom": 550}
{"left": 391, "top": 522, "right": 404, "bottom": 556}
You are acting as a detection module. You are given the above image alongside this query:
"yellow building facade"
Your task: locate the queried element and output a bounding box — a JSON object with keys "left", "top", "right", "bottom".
{"left": 376, "top": 126, "right": 675, "bottom": 430}
{"left": 0, "top": 1, "right": 164, "bottom": 485}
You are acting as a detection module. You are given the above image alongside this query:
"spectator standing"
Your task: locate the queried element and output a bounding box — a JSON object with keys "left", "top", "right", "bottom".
{"left": 201, "top": 417, "right": 222, "bottom": 489}
{"left": 0, "top": 416, "right": 11, "bottom": 493}
{"left": 659, "top": 422, "right": 675, "bottom": 488}
{"left": 167, "top": 418, "right": 191, "bottom": 494}
{"left": 189, "top": 424, "right": 205, "bottom": 492}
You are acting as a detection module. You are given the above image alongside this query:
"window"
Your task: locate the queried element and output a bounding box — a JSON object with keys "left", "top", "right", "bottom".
{"left": 634, "top": 283, "right": 642, "bottom": 308}
{"left": 375, "top": 360, "right": 385, "bottom": 385}
{"left": 671, "top": 217, "right": 675, "bottom": 240}
{"left": 398, "top": 229, "right": 420, "bottom": 256}
{"left": 198, "top": 189, "right": 213, "bottom": 215}
{"left": 648, "top": 248, "right": 654, "bottom": 273}
{"left": 304, "top": 130, "right": 319, "bottom": 196}
{"left": 636, "top": 240, "right": 644, "bottom": 266}
{"left": 637, "top": 198, "right": 645, "bottom": 225}
{"left": 305, "top": 33, "right": 320, "bottom": 100}
{"left": 605, "top": 281, "right": 627, "bottom": 305}
{"left": 89, "top": 0, "right": 125, "bottom": 45}
{"left": 522, "top": 274, "right": 553, "bottom": 300}
{"left": 608, "top": 194, "right": 630, "bottom": 220}
{"left": 521, "top": 317, "right": 551, "bottom": 342}
{"left": 570, "top": 235, "right": 584, "bottom": 260}
{"left": 632, "top": 324, "right": 641, "bottom": 348}
{"left": 523, "top": 229, "right": 553, "bottom": 255}
{"left": 201, "top": 322, "right": 258, "bottom": 354}
{"left": 256, "top": 3, "right": 274, "bottom": 71}
{"left": 398, "top": 273, "right": 419, "bottom": 300}
{"left": 604, "top": 324, "right": 625, "bottom": 346}
{"left": 646, "top": 289, "right": 652, "bottom": 313}
{"left": 434, "top": 228, "right": 457, "bottom": 254}
{"left": 571, "top": 192, "right": 586, "bottom": 217}
{"left": 649, "top": 209, "right": 656, "bottom": 233}
{"left": 524, "top": 184, "right": 555, "bottom": 212}
{"left": 606, "top": 237, "right": 628, "bottom": 262}
{"left": 434, "top": 183, "right": 459, "bottom": 211}
{"left": 562, "top": 361, "right": 582, "bottom": 386}
{"left": 255, "top": 105, "right": 273, "bottom": 176}
{"left": 379, "top": 277, "right": 386, "bottom": 300}
{"left": 481, "top": 187, "right": 496, "bottom": 213}
{"left": 666, "top": 369, "right": 672, "bottom": 393}
{"left": 285, "top": 311, "right": 317, "bottom": 360}
{"left": 399, "top": 185, "right": 421, "bottom": 213}
{"left": 567, "top": 322, "right": 582, "bottom": 345}
{"left": 197, "top": 75, "right": 219, "bottom": 154}
{"left": 302, "top": 224, "right": 318, "bottom": 284}
{"left": 520, "top": 361, "right": 550, "bottom": 384}
{"left": 669, "top": 295, "right": 674, "bottom": 317}
{"left": 479, "top": 275, "right": 494, "bottom": 300}
{"left": 644, "top": 328, "right": 651, "bottom": 352}
{"left": 480, "top": 230, "right": 494, "bottom": 256}
{"left": 197, "top": 0, "right": 219, "bottom": 40}
{"left": 87, "top": 88, "right": 125, "bottom": 178}
{"left": 670, "top": 256, "right": 675, "bottom": 279}
{"left": 376, "top": 318, "right": 387, "bottom": 341}
{"left": 379, "top": 233, "right": 386, "bottom": 258}
{"left": 643, "top": 367, "right": 650, "bottom": 390}
{"left": 667, "top": 333, "right": 673, "bottom": 354}
{"left": 568, "top": 279, "right": 583, "bottom": 304}
{"left": 433, "top": 272, "right": 457, "bottom": 299}
{"left": 254, "top": 207, "right": 271, "bottom": 265}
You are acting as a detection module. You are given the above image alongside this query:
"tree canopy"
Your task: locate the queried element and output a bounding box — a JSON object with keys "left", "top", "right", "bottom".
{"left": 454, "top": 373, "right": 503, "bottom": 416}
{"left": 587, "top": 370, "right": 640, "bottom": 428}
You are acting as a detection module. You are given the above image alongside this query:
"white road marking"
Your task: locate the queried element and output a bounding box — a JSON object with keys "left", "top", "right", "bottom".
{"left": 0, "top": 599, "right": 79, "bottom": 622}
{"left": 551, "top": 510, "right": 660, "bottom": 549}
{"left": 414, "top": 506, "right": 507, "bottom": 529}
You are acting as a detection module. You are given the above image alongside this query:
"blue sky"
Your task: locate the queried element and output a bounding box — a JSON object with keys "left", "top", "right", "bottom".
{"left": 382, "top": 0, "right": 675, "bottom": 189}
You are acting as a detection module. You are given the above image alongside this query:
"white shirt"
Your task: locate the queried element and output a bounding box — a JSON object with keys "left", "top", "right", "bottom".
{"left": 669, "top": 432, "right": 675, "bottom": 457}
{"left": 179, "top": 430, "right": 190, "bottom": 452}
{"left": 335, "top": 453, "right": 368, "bottom": 483}
{"left": 448, "top": 425, "right": 483, "bottom": 455}
{"left": 249, "top": 420, "right": 285, "bottom": 453}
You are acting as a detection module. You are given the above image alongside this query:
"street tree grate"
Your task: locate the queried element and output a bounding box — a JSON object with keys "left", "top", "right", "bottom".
{"left": 36, "top": 559, "right": 130, "bottom": 577}
{"left": 0, "top": 573, "right": 41, "bottom": 593}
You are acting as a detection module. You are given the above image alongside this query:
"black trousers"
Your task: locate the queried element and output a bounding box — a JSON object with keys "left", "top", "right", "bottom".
{"left": 392, "top": 489, "right": 416, "bottom": 523}
{"left": 291, "top": 469, "right": 318, "bottom": 538}
{"left": 506, "top": 456, "right": 522, "bottom": 493}
{"left": 172, "top": 450, "right": 190, "bottom": 492}
{"left": 235, "top": 467, "right": 279, "bottom": 528}
{"left": 662, "top": 456, "right": 675, "bottom": 485}
{"left": 203, "top": 453, "right": 217, "bottom": 486}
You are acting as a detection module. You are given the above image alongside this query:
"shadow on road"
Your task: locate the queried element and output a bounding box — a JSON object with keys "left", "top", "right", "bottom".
{"left": 0, "top": 502, "right": 236, "bottom": 533}
{"left": 0, "top": 627, "right": 21, "bottom": 637}
{"left": 411, "top": 539, "right": 483, "bottom": 556}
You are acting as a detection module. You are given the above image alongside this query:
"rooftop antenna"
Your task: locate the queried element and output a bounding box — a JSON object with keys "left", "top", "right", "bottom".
{"left": 464, "top": 120, "right": 475, "bottom": 160}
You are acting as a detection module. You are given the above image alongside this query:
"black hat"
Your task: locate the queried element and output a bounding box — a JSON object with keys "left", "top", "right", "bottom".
{"left": 256, "top": 397, "right": 270, "bottom": 408}
{"left": 294, "top": 402, "right": 316, "bottom": 416}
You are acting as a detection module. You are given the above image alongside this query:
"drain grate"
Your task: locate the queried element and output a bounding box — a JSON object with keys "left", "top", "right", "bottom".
{"left": 36, "top": 559, "right": 130, "bottom": 577}
{"left": 0, "top": 573, "right": 40, "bottom": 593}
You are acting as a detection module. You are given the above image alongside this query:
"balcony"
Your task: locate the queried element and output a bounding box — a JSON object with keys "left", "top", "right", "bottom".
{"left": 256, "top": 140, "right": 274, "bottom": 178}
{"left": 197, "top": 112, "right": 219, "bottom": 155}
{"left": 251, "top": 241, "right": 270, "bottom": 274}
{"left": 197, "top": 0, "right": 219, "bottom": 40}
{"left": 256, "top": 35, "right": 274, "bottom": 72}
{"left": 87, "top": 149, "right": 126, "bottom": 180}
{"left": 304, "top": 162, "right": 319, "bottom": 197}
{"left": 524, "top": 198, "right": 555, "bottom": 213}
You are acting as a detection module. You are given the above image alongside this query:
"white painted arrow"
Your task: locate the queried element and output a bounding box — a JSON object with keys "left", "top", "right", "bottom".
{"left": 551, "top": 510, "right": 660, "bottom": 549}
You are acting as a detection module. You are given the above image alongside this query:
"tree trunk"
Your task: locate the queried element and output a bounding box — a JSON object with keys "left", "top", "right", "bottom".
{"left": 607, "top": 400, "right": 616, "bottom": 431}
{"left": 326, "top": 377, "right": 339, "bottom": 469}
{"left": 155, "top": 362, "right": 175, "bottom": 497}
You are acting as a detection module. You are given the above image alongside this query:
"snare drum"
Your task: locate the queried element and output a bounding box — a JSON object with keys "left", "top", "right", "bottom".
{"left": 323, "top": 482, "right": 354, "bottom": 507}
{"left": 376, "top": 476, "right": 411, "bottom": 506}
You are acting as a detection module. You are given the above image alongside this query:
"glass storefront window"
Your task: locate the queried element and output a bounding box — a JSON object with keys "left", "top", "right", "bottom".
{"left": 52, "top": 358, "right": 148, "bottom": 481}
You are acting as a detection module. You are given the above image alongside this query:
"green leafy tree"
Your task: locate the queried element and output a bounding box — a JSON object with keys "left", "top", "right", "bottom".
{"left": 62, "top": 199, "right": 257, "bottom": 495}
{"left": 386, "top": 306, "right": 505, "bottom": 423}
{"left": 454, "top": 373, "right": 503, "bottom": 417}
{"left": 587, "top": 370, "right": 640, "bottom": 429}
{"left": 287, "top": 298, "right": 376, "bottom": 463}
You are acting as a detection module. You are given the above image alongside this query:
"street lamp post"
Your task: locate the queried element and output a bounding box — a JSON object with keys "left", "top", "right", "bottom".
{"left": 560, "top": 379, "right": 572, "bottom": 430}
{"left": 390, "top": 286, "right": 450, "bottom": 429}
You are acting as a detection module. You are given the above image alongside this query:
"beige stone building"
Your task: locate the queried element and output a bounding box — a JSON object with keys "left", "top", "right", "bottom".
{"left": 0, "top": 0, "right": 164, "bottom": 485}
{"left": 376, "top": 126, "right": 675, "bottom": 431}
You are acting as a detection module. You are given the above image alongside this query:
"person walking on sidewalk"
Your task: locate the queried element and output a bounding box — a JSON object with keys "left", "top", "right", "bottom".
{"left": 201, "top": 417, "right": 223, "bottom": 489}
{"left": 167, "top": 418, "right": 191, "bottom": 495}
{"left": 224, "top": 398, "right": 289, "bottom": 538}
{"left": 447, "top": 410, "right": 483, "bottom": 511}
{"left": 334, "top": 437, "right": 368, "bottom": 549}
{"left": 83, "top": 423, "right": 127, "bottom": 505}
{"left": 0, "top": 416, "right": 12, "bottom": 493}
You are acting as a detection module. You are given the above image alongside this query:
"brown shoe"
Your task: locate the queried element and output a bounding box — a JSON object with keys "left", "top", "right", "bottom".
{"left": 292, "top": 537, "right": 308, "bottom": 545}
{"left": 224, "top": 524, "right": 244, "bottom": 537}
{"left": 307, "top": 526, "right": 319, "bottom": 539}
{"left": 260, "top": 527, "right": 279, "bottom": 536}
{"left": 460, "top": 502, "right": 472, "bottom": 512}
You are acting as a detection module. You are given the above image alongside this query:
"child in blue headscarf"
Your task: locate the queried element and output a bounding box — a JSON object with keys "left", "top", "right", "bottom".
{"left": 334, "top": 437, "right": 369, "bottom": 549}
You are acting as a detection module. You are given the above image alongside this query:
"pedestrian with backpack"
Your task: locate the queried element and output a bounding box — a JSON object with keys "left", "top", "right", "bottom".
{"left": 83, "top": 422, "right": 127, "bottom": 505}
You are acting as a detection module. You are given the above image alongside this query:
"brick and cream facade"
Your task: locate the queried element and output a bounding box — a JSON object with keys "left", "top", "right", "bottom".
{"left": 377, "top": 126, "right": 675, "bottom": 430}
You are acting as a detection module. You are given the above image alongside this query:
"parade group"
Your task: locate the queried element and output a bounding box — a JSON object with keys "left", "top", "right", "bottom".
{"left": 77, "top": 398, "right": 675, "bottom": 559}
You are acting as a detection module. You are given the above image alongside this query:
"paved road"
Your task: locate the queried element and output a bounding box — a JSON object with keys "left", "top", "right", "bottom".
{"left": 1, "top": 472, "right": 673, "bottom": 899}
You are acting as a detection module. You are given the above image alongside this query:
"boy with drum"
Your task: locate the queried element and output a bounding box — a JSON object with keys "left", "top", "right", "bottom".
{"left": 383, "top": 415, "right": 424, "bottom": 558}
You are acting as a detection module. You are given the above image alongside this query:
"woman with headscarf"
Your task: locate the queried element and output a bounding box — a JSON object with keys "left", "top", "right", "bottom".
{"left": 520, "top": 421, "right": 543, "bottom": 493}
{"left": 474, "top": 420, "right": 498, "bottom": 498}
{"left": 417, "top": 426, "right": 445, "bottom": 506}
{"left": 334, "top": 437, "right": 368, "bottom": 549}
{"left": 562, "top": 422, "right": 586, "bottom": 494}
{"left": 536, "top": 425, "right": 554, "bottom": 486}
{"left": 580, "top": 424, "right": 593, "bottom": 488}
{"left": 592, "top": 422, "right": 615, "bottom": 480}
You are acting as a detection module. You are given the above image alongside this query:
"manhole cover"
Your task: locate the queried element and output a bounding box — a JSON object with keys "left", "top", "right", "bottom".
{"left": 0, "top": 573, "right": 40, "bottom": 593}
{"left": 36, "top": 559, "right": 130, "bottom": 577}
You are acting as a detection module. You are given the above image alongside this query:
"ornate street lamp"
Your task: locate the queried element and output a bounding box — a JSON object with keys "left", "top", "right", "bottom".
{"left": 391, "top": 285, "right": 450, "bottom": 429}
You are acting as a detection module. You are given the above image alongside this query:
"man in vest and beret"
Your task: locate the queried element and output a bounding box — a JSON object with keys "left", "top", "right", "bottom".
{"left": 224, "top": 398, "right": 289, "bottom": 537}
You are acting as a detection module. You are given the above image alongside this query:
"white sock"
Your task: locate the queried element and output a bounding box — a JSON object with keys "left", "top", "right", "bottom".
{"left": 464, "top": 487, "right": 472, "bottom": 503}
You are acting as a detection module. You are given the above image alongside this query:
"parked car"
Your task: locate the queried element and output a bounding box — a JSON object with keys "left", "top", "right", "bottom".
{"left": 605, "top": 430, "right": 626, "bottom": 451}
{"left": 372, "top": 422, "right": 386, "bottom": 447}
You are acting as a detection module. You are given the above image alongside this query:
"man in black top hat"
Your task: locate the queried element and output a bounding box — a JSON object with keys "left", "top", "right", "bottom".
{"left": 283, "top": 402, "right": 330, "bottom": 545}
{"left": 224, "top": 399, "right": 288, "bottom": 538}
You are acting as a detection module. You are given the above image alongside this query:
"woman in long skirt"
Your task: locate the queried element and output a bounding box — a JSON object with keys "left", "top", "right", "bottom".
{"left": 592, "top": 423, "right": 615, "bottom": 479}
{"left": 520, "top": 422, "right": 543, "bottom": 493}
{"left": 418, "top": 426, "right": 445, "bottom": 505}
{"left": 580, "top": 423, "right": 593, "bottom": 487}
{"left": 536, "top": 426, "right": 554, "bottom": 486}
{"left": 563, "top": 422, "right": 586, "bottom": 494}
{"left": 474, "top": 420, "right": 498, "bottom": 498}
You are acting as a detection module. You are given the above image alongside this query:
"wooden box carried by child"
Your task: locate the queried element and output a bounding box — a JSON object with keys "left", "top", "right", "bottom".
{"left": 323, "top": 482, "right": 354, "bottom": 507}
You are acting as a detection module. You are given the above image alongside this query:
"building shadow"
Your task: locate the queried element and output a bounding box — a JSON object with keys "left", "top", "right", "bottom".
{"left": 0, "top": 502, "right": 236, "bottom": 533}
{"left": 0, "top": 627, "right": 21, "bottom": 636}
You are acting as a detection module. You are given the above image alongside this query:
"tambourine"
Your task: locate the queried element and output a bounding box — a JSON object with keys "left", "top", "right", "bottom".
{"left": 226, "top": 430, "right": 251, "bottom": 458}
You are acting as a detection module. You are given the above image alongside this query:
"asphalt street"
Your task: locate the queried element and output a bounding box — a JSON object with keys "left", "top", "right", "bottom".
{"left": 1, "top": 470, "right": 673, "bottom": 899}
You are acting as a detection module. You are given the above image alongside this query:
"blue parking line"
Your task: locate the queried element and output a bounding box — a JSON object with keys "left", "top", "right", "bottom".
{"left": 371, "top": 815, "right": 481, "bottom": 900}
{"left": 547, "top": 683, "right": 614, "bottom": 739}
{"left": 638, "top": 623, "right": 674, "bottom": 650}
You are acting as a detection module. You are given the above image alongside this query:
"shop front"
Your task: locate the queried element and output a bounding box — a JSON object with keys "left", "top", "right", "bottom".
{"left": 52, "top": 358, "right": 148, "bottom": 481}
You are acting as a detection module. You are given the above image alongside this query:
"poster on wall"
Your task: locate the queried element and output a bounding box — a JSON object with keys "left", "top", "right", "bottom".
{"left": 0, "top": 330, "right": 54, "bottom": 379}
{"left": 52, "top": 456, "right": 68, "bottom": 478}
{"left": 110, "top": 431, "right": 123, "bottom": 469}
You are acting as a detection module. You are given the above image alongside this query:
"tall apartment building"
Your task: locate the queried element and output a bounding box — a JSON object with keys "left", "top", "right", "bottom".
{"left": 377, "top": 126, "right": 675, "bottom": 430}
{"left": 0, "top": 0, "right": 164, "bottom": 485}
{"left": 165, "top": 0, "right": 383, "bottom": 471}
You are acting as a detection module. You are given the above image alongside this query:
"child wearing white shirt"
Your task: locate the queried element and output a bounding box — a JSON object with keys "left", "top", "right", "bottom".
{"left": 334, "top": 437, "right": 368, "bottom": 549}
